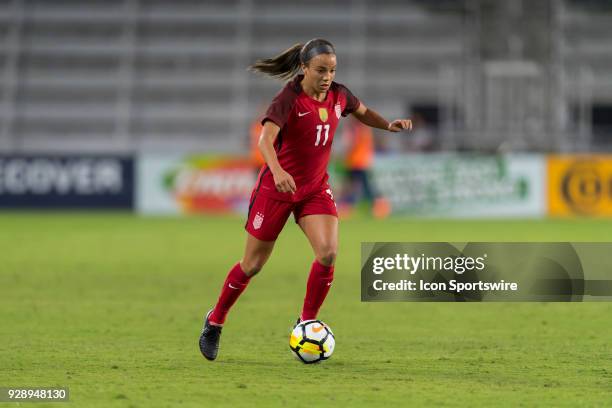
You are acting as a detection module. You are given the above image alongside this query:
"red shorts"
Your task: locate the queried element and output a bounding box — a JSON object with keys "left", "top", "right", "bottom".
{"left": 245, "top": 187, "right": 338, "bottom": 241}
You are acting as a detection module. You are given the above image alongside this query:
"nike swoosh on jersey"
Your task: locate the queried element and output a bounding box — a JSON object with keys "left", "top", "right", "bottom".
{"left": 298, "top": 111, "right": 311, "bottom": 117}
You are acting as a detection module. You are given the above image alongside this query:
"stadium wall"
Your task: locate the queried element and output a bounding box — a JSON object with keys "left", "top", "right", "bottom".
{"left": 1, "top": 153, "right": 610, "bottom": 218}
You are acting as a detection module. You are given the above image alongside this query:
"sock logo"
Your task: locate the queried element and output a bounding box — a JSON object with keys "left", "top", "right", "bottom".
{"left": 253, "top": 212, "right": 264, "bottom": 230}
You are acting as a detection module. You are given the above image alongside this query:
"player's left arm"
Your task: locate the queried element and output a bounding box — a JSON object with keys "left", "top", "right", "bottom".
{"left": 351, "top": 103, "right": 412, "bottom": 132}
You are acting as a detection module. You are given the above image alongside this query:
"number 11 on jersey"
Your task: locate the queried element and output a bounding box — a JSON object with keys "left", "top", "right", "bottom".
{"left": 315, "top": 124, "right": 330, "bottom": 146}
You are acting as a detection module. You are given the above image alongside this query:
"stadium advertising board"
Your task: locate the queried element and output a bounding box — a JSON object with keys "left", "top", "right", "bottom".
{"left": 547, "top": 155, "right": 612, "bottom": 216}
{"left": 0, "top": 155, "right": 133, "bottom": 209}
{"left": 137, "top": 154, "right": 255, "bottom": 214}
{"left": 371, "top": 154, "right": 545, "bottom": 217}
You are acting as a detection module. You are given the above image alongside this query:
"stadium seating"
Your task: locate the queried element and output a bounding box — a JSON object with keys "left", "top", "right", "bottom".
{"left": 0, "top": 0, "right": 464, "bottom": 153}
{"left": 0, "top": 0, "right": 610, "bottom": 153}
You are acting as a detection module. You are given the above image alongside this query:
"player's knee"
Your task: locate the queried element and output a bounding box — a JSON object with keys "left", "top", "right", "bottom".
{"left": 240, "top": 258, "right": 266, "bottom": 277}
{"left": 317, "top": 245, "right": 337, "bottom": 266}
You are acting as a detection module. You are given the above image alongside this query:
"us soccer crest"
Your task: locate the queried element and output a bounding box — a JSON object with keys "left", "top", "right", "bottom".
{"left": 334, "top": 103, "right": 341, "bottom": 119}
{"left": 253, "top": 212, "right": 264, "bottom": 230}
{"left": 318, "top": 108, "right": 328, "bottom": 122}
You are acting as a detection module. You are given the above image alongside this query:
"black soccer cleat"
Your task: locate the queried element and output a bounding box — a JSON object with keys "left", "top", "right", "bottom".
{"left": 199, "top": 310, "right": 222, "bottom": 361}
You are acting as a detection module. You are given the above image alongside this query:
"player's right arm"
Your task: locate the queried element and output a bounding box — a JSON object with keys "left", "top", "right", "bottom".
{"left": 258, "top": 121, "right": 297, "bottom": 194}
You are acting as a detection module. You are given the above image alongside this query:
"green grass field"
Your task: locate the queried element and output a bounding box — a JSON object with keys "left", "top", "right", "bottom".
{"left": 1, "top": 213, "right": 611, "bottom": 407}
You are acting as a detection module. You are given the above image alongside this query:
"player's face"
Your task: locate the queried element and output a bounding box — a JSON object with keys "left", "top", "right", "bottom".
{"left": 303, "top": 53, "right": 336, "bottom": 93}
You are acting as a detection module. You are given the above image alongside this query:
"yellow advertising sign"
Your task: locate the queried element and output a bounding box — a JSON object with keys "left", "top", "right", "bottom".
{"left": 548, "top": 155, "right": 612, "bottom": 216}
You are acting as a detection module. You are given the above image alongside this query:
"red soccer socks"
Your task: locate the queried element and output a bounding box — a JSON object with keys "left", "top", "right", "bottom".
{"left": 209, "top": 262, "right": 251, "bottom": 325}
{"left": 300, "top": 260, "right": 334, "bottom": 321}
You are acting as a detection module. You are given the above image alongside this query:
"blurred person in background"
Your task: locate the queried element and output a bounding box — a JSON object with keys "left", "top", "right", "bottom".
{"left": 338, "top": 116, "right": 391, "bottom": 219}
{"left": 199, "top": 38, "right": 412, "bottom": 361}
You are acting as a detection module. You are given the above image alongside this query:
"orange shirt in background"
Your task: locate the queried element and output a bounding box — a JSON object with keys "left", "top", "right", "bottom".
{"left": 345, "top": 121, "right": 374, "bottom": 170}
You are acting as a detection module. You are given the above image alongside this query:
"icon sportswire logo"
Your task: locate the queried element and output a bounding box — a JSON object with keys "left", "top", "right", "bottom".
{"left": 298, "top": 111, "right": 311, "bottom": 117}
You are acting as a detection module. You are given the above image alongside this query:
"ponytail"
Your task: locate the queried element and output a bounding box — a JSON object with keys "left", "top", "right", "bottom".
{"left": 248, "top": 43, "right": 303, "bottom": 80}
{"left": 249, "top": 39, "right": 336, "bottom": 81}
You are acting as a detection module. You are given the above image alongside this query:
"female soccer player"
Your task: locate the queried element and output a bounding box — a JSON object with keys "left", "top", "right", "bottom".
{"left": 199, "top": 38, "right": 412, "bottom": 361}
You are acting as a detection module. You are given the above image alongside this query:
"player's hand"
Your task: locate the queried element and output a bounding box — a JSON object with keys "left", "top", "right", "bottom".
{"left": 272, "top": 169, "right": 297, "bottom": 194}
{"left": 387, "top": 119, "right": 412, "bottom": 132}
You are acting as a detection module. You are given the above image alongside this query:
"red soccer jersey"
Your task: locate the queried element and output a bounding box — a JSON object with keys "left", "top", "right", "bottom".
{"left": 256, "top": 74, "right": 360, "bottom": 202}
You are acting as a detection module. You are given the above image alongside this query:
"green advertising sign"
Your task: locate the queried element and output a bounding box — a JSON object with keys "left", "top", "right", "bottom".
{"left": 371, "top": 154, "right": 545, "bottom": 217}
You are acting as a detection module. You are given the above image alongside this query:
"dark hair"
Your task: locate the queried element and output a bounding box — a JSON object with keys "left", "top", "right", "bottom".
{"left": 249, "top": 38, "right": 335, "bottom": 80}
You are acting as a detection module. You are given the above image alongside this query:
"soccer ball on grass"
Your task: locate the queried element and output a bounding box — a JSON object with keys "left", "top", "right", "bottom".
{"left": 289, "top": 320, "right": 335, "bottom": 364}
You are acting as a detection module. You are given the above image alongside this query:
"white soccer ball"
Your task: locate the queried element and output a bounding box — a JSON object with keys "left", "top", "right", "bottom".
{"left": 289, "top": 319, "right": 335, "bottom": 364}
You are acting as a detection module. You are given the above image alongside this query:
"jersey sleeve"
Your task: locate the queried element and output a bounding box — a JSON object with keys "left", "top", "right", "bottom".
{"left": 261, "top": 86, "right": 297, "bottom": 128}
{"left": 339, "top": 85, "right": 360, "bottom": 117}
